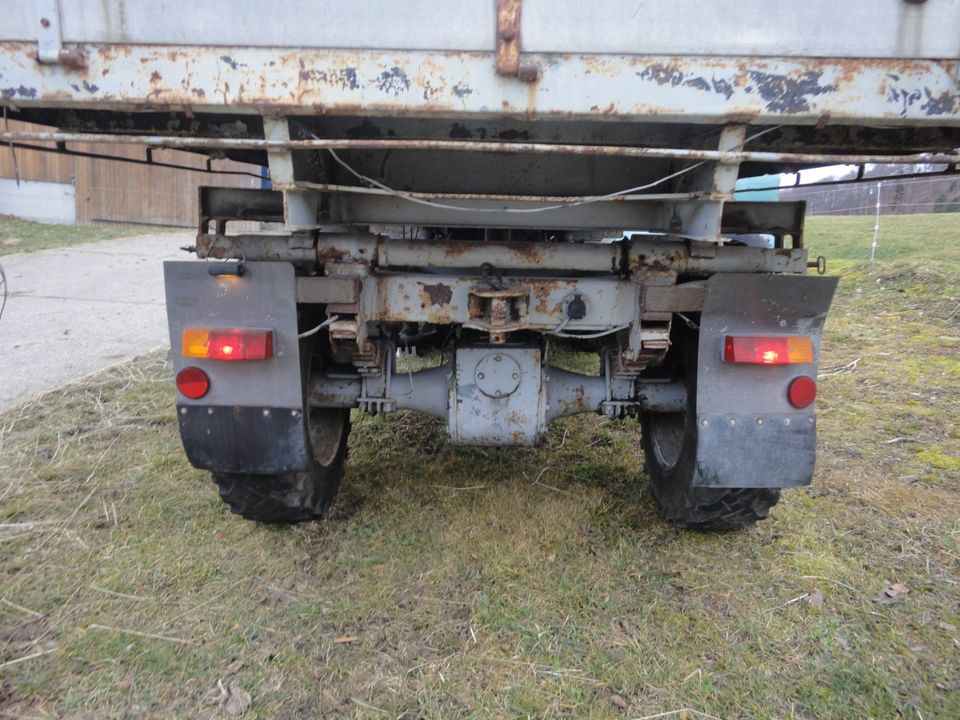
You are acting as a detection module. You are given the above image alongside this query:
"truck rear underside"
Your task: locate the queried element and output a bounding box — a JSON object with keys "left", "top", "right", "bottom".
{"left": 4, "top": 0, "right": 958, "bottom": 527}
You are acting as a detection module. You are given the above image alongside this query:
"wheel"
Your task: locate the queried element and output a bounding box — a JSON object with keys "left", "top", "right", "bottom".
{"left": 212, "top": 408, "right": 350, "bottom": 523}
{"left": 640, "top": 323, "right": 780, "bottom": 530}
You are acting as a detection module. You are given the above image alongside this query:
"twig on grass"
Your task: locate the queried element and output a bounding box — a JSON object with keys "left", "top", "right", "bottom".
{"left": 632, "top": 710, "right": 727, "bottom": 720}
{"left": 800, "top": 575, "right": 857, "bottom": 592}
{"left": 350, "top": 698, "right": 389, "bottom": 716}
{"left": 90, "top": 585, "right": 154, "bottom": 602}
{"left": 819, "top": 358, "right": 861, "bottom": 377}
{"left": 87, "top": 623, "right": 189, "bottom": 644}
{"left": 0, "top": 648, "right": 56, "bottom": 670}
{"left": 529, "top": 466, "right": 570, "bottom": 494}
{"left": 430, "top": 484, "right": 489, "bottom": 492}
{"left": 765, "top": 593, "right": 810, "bottom": 612}
{"left": 0, "top": 597, "right": 44, "bottom": 618}
{"left": 554, "top": 427, "right": 569, "bottom": 450}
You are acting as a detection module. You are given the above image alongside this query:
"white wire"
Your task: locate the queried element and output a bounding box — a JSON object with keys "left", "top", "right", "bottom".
{"left": 327, "top": 148, "right": 706, "bottom": 214}
{"left": 298, "top": 314, "right": 339, "bottom": 339}
{"left": 547, "top": 323, "right": 631, "bottom": 340}
{"left": 318, "top": 125, "right": 783, "bottom": 215}
{"left": 809, "top": 201, "right": 960, "bottom": 215}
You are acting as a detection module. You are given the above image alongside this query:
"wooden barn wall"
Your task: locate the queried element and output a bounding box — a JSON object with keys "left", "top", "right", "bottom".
{"left": 0, "top": 120, "right": 74, "bottom": 184}
{"left": 0, "top": 120, "right": 262, "bottom": 227}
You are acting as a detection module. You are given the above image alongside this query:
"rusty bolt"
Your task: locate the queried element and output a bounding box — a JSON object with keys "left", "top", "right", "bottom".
{"left": 499, "top": 28, "right": 516, "bottom": 41}
{"left": 517, "top": 61, "right": 541, "bottom": 83}
{"left": 40, "top": 17, "right": 50, "bottom": 27}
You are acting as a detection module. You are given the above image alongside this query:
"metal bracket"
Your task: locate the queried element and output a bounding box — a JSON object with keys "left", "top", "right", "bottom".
{"left": 467, "top": 284, "right": 530, "bottom": 344}
{"left": 496, "top": 0, "right": 539, "bottom": 82}
{"left": 35, "top": 0, "right": 84, "bottom": 68}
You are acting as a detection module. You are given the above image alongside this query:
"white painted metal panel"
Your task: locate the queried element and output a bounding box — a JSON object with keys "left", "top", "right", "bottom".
{"left": 1, "top": 1, "right": 495, "bottom": 51}
{"left": 3, "top": 0, "right": 959, "bottom": 58}
{"left": 523, "top": 0, "right": 960, "bottom": 59}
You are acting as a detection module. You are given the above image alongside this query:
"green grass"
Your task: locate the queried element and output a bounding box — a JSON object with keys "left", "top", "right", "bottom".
{"left": 1, "top": 214, "right": 958, "bottom": 719}
{"left": 0, "top": 215, "right": 171, "bottom": 256}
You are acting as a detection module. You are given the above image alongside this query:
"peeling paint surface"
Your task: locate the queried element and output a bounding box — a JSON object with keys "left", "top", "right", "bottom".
{"left": 0, "top": 44, "right": 957, "bottom": 125}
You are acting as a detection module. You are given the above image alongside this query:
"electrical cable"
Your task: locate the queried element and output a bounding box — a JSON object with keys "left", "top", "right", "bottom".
{"left": 309, "top": 125, "right": 782, "bottom": 215}
{"left": 298, "top": 315, "right": 339, "bottom": 339}
{"left": 547, "top": 323, "right": 631, "bottom": 340}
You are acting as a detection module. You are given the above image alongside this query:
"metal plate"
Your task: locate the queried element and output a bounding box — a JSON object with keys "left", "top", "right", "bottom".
{"left": 164, "top": 260, "right": 309, "bottom": 473}
{"left": 451, "top": 346, "right": 543, "bottom": 446}
{"left": 5, "top": 1, "right": 958, "bottom": 58}
{"left": 1, "top": 43, "right": 957, "bottom": 125}
{"left": 690, "top": 272, "right": 838, "bottom": 488}
{"left": 697, "top": 273, "right": 838, "bottom": 416}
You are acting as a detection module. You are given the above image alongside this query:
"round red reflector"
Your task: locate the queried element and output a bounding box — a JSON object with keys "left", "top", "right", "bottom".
{"left": 176, "top": 367, "right": 210, "bottom": 399}
{"left": 787, "top": 375, "right": 817, "bottom": 409}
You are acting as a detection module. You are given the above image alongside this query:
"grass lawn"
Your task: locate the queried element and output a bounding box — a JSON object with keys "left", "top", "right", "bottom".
{"left": 1, "top": 214, "right": 958, "bottom": 719}
{"left": 0, "top": 215, "right": 173, "bottom": 256}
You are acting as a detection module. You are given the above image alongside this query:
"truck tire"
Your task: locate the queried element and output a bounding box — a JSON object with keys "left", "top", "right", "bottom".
{"left": 640, "top": 324, "right": 780, "bottom": 530}
{"left": 212, "top": 408, "right": 350, "bottom": 523}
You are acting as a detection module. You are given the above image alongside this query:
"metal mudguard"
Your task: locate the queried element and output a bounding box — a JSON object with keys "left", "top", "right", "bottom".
{"left": 693, "top": 273, "right": 838, "bottom": 488}
{"left": 164, "top": 261, "right": 309, "bottom": 474}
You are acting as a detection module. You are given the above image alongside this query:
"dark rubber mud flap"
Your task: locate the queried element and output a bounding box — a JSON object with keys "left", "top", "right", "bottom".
{"left": 692, "top": 273, "right": 838, "bottom": 488}
{"left": 178, "top": 405, "right": 309, "bottom": 474}
{"left": 693, "top": 414, "right": 817, "bottom": 488}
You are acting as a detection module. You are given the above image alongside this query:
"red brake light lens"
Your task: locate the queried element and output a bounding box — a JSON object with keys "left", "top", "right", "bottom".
{"left": 176, "top": 367, "right": 210, "bottom": 399}
{"left": 723, "top": 336, "right": 814, "bottom": 365}
{"left": 788, "top": 376, "right": 817, "bottom": 409}
{"left": 182, "top": 328, "right": 274, "bottom": 361}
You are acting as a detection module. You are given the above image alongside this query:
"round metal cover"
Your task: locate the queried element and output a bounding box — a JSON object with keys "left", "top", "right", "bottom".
{"left": 475, "top": 353, "right": 522, "bottom": 398}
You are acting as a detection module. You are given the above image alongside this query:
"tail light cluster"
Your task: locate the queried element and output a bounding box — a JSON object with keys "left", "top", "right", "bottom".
{"left": 723, "top": 334, "right": 818, "bottom": 409}
{"left": 182, "top": 328, "right": 274, "bottom": 361}
{"left": 176, "top": 327, "right": 274, "bottom": 400}
{"left": 723, "top": 335, "right": 813, "bottom": 365}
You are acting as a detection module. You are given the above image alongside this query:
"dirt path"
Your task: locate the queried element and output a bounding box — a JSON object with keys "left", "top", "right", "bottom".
{"left": 0, "top": 232, "right": 192, "bottom": 410}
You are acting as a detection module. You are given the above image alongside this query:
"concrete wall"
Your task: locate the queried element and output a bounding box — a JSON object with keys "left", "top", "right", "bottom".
{"left": 0, "top": 178, "right": 76, "bottom": 224}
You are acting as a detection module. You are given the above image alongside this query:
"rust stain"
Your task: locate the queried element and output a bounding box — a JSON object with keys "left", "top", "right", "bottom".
{"left": 496, "top": 0, "right": 522, "bottom": 77}
{"left": 420, "top": 282, "right": 453, "bottom": 306}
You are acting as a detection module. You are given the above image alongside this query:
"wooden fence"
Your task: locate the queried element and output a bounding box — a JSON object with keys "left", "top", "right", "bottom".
{"left": 0, "top": 120, "right": 262, "bottom": 227}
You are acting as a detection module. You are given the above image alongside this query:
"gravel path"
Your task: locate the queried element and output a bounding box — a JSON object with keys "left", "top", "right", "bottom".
{"left": 0, "top": 232, "right": 192, "bottom": 410}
